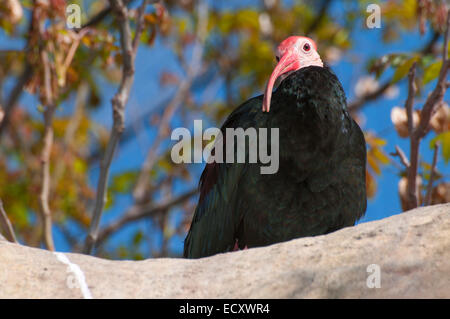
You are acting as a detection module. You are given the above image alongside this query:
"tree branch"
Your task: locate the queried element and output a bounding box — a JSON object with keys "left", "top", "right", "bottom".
{"left": 38, "top": 48, "right": 56, "bottom": 251}
{"left": 405, "top": 62, "right": 419, "bottom": 210}
{"left": 348, "top": 81, "right": 391, "bottom": 113}
{"left": 83, "top": 0, "right": 148, "bottom": 255}
{"left": 391, "top": 145, "right": 410, "bottom": 168}
{"left": 132, "top": 0, "right": 149, "bottom": 52}
{"left": 403, "top": 9, "right": 450, "bottom": 211}
{"left": 0, "top": 199, "right": 18, "bottom": 243}
{"left": 76, "top": 0, "right": 133, "bottom": 31}
{"left": 96, "top": 188, "right": 197, "bottom": 246}
{"left": 76, "top": 0, "right": 160, "bottom": 32}
{"left": 0, "top": 65, "right": 33, "bottom": 138}
{"left": 415, "top": 11, "right": 450, "bottom": 140}
{"left": 0, "top": 5, "right": 38, "bottom": 139}
{"left": 424, "top": 142, "right": 439, "bottom": 206}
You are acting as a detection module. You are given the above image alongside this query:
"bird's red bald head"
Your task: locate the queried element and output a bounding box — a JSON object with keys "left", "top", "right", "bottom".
{"left": 262, "top": 36, "right": 323, "bottom": 112}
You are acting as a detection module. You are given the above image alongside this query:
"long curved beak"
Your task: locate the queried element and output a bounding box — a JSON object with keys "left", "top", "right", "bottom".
{"left": 262, "top": 53, "right": 300, "bottom": 112}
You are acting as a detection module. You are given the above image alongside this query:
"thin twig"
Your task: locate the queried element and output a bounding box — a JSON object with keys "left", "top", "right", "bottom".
{"left": 83, "top": 0, "right": 148, "bottom": 255}
{"left": 62, "top": 29, "right": 90, "bottom": 73}
{"left": 405, "top": 63, "right": 419, "bottom": 210}
{"left": 52, "top": 82, "right": 89, "bottom": 185}
{"left": 424, "top": 142, "right": 439, "bottom": 206}
{"left": 0, "top": 199, "right": 18, "bottom": 243}
{"left": 132, "top": 0, "right": 209, "bottom": 203}
{"left": 132, "top": 0, "right": 149, "bottom": 52}
{"left": 420, "top": 30, "right": 440, "bottom": 55}
{"left": 348, "top": 81, "right": 392, "bottom": 113}
{"left": 391, "top": 145, "right": 410, "bottom": 168}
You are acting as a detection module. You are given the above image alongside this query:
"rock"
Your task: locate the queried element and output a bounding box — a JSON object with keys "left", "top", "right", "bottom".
{"left": 0, "top": 204, "right": 449, "bottom": 298}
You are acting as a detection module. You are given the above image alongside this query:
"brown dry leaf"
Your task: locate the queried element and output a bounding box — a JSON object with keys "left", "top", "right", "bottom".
{"left": 160, "top": 72, "right": 179, "bottom": 86}
{"left": 435, "top": 2, "right": 448, "bottom": 32}
{"left": 430, "top": 102, "right": 450, "bottom": 134}
{"left": 366, "top": 170, "right": 376, "bottom": 199}
{"left": 431, "top": 183, "right": 450, "bottom": 204}
{"left": 398, "top": 176, "right": 423, "bottom": 211}
{"left": 354, "top": 76, "right": 379, "bottom": 98}
{"left": 5, "top": 0, "right": 23, "bottom": 24}
{"left": 390, "top": 106, "right": 420, "bottom": 138}
{"left": 49, "top": 0, "right": 66, "bottom": 17}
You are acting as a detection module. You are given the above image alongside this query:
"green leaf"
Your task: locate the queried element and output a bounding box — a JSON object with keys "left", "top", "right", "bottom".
{"left": 423, "top": 61, "right": 442, "bottom": 85}
{"left": 430, "top": 132, "right": 450, "bottom": 164}
{"left": 110, "top": 171, "right": 138, "bottom": 194}
{"left": 132, "top": 231, "right": 144, "bottom": 245}
{"left": 392, "top": 56, "right": 419, "bottom": 83}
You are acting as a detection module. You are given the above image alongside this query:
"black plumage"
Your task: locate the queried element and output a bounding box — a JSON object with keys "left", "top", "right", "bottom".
{"left": 184, "top": 65, "right": 367, "bottom": 258}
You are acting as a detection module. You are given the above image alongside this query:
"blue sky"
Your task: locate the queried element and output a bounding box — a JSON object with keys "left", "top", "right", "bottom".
{"left": 1, "top": 0, "right": 448, "bottom": 257}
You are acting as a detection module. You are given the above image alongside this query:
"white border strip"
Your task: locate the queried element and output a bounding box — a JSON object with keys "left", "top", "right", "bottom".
{"left": 54, "top": 252, "right": 93, "bottom": 299}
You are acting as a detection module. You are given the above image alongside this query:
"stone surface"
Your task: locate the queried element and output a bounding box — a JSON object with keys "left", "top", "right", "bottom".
{"left": 0, "top": 203, "right": 449, "bottom": 298}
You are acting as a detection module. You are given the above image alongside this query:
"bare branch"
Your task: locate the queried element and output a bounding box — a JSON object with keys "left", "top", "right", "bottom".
{"left": 391, "top": 145, "right": 410, "bottom": 168}
{"left": 424, "top": 142, "right": 439, "bottom": 206}
{"left": 415, "top": 10, "right": 450, "bottom": 139}
{"left": 402, "top": 9, "right": 450, "bottom": 211}
{"left": 405, "top": 63, "right": 419, "bottom": 210}
{"left": 420, "top": 30, "right": 440, "bottom": 55}
{"left": 348, "top": 81, "right": 391, "bottom": 113}
{"left": 62, "top": 29, "right": 90, "bottom": 74}
{"left": 132, "top": 0, "right": 149, "bottom": 53}
{"left": 96, "top": 188, "right": 198, "bottom": 246}
{"left": 0, "top": 199, "right": 18, "bottom": 243}
{"left": 77, "top": 6, "right": 111, "bottom": 31}
{"left": 38, "top": 49, "right": 56, "bottom": 251}
{"left": 52, "top": 82, "right": 89, "bottom": 185}
{"left": 76, "top": 0, "right": 133, "bottom": 31}
{"left": 132, "top": 0, "right": 209, "bottom": 203}
{"left": 0, "top": 6, "right": 39, "bottom": 139}
{"left": 83, "top": 0, "right": 148, "bottom": 255}
{"left": 0, "top": 65, "right": 33, "bottom": 138}
{"left": 405, "top": 63, "right": 417, "bottom": 136}
{"left": 76, "top": 0, "right": 161, "bottom": 32}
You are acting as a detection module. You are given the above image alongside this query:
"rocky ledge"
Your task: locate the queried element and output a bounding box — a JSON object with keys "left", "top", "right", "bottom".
{"left": 0, "top": 203, "right": 449, "bottom": 298}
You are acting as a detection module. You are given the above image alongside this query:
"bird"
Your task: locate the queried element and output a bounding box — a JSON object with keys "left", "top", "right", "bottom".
{"left": 183, "top": 36, "right": 367, "bottom": 258}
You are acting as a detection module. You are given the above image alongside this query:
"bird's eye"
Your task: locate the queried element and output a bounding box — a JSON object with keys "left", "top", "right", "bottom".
{"left": 303, "top": 43, "right": 311, "bottom": 52}
{"left": 275, "top": 56, "right": 280, "bottom": 62}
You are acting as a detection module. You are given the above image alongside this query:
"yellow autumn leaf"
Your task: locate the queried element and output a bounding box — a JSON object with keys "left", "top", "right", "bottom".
{"left": 367, "top": 152, "right": 381, "bottom": 175}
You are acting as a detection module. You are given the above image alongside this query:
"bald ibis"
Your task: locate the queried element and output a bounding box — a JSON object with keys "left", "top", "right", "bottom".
{"left": 184, "top": 36, "right": 367, "bottom": 258}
